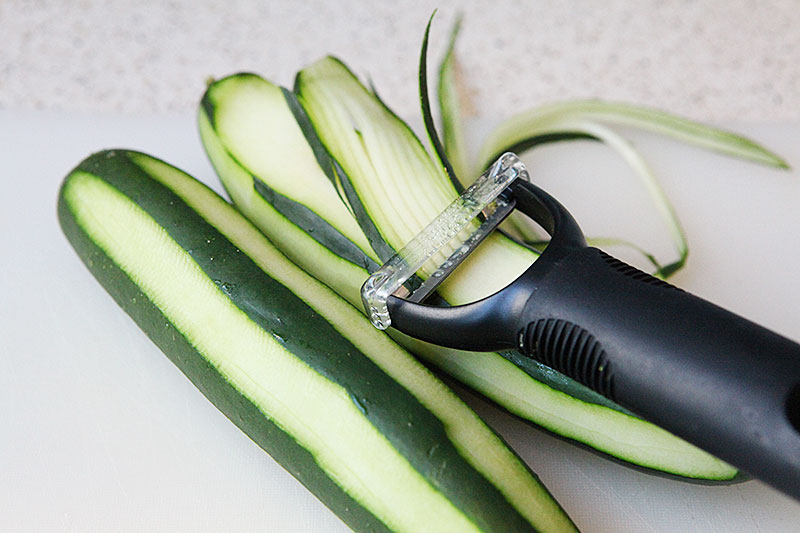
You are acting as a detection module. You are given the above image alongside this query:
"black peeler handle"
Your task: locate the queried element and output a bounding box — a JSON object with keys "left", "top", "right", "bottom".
{"left": 388, "top": 179, "right": 800, "bottom": 499}
{"left": 515, "top": 244, "right": 800, "bottom": 498}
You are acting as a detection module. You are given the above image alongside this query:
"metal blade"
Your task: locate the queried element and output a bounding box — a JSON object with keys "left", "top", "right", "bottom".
{"left": 361, "top": 152, "right": 529, "bottom": 330}
{"left": 407, "top": 197, "right": 517, "bottom": 304}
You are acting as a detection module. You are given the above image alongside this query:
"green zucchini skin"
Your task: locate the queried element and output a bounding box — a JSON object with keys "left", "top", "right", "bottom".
{"left": 199, "top": 70, "right": 737, "bottom": 482}
{"left": 58, "top": 150, "right": 574, "bottom": 532}
{"left": 281, "top": 85, "right": 398, "bottom": 264}
{"left": 251, "top": 165, "right": 379, "bottom": 271}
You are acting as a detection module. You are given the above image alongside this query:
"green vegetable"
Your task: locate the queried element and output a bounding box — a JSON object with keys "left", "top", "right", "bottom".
{"left": 58, "top": 149, "right": 576, "bottom": 532}
{"left": 199, "top": 70, "right": 737, "bottom": 481}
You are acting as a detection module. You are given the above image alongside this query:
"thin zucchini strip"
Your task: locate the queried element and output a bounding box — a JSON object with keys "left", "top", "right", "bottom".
{"left": 200, "top": 71, "right": 737, "bottom": 481}
{"left": 471, "top": 104, "right": 786, "bottom": 277}
{"left": 437, "top": 13, "right": 470, "bottom": 185}
{"left": 478, "top": 100, "right": 790, "bottom": 172}
{"left": 59, "top": 149, "right": 575, "bottom": 532}
{"left": 419, "top": 13, "right": 460, "bottom": 192}
{"left": 483, "top": 117, "right": 690, "bottom": 278}
{"left": 436, "top": 20, "right": 786, "bottom": 277}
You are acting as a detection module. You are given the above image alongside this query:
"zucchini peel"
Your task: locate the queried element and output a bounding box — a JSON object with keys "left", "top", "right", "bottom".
{"left": 436, "top": 18, "right": 787, "bottom": 278}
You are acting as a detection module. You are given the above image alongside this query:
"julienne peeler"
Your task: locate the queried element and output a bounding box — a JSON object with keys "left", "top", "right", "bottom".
{"left": 361, "top": 152, "right": 800, "bottom": 501}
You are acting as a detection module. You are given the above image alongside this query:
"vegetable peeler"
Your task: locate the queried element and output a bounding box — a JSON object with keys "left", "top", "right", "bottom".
{"left": 361, "top": 152, "right": 800, "bottom": 500}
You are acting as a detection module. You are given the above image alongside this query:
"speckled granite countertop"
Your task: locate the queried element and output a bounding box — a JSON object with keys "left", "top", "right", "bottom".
{"left": 3, "top": 0, "right": 799, "bottom": 121}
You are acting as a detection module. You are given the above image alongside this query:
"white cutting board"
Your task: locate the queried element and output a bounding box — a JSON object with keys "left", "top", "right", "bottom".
{"left": 1, "top": 110, "right": 799, "bottom": 532}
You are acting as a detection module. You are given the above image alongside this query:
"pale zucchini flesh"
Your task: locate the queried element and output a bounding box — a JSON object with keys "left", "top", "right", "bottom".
{"left": 59, "top": 150, "right": 576, "bottom": 532}
{"left": 296, "top": 56, "right": 535, "bottom": 304}
{"left": 199, "top": 76, "right": 375, "bottom": 305}
{"left": 199, "top": 71, "right": 737, "bottom": 481}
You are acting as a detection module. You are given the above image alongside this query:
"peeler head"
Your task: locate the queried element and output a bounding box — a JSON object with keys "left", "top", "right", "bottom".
{"left": 361, "top": 153, "right": 529, "bottom": 330}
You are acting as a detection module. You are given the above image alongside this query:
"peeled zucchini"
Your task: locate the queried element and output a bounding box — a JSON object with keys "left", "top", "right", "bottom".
{"left": 58, "top": 149, "right": 576, "bottom": 532}
{"left": 199, "top": 69, "right": 736, "bottom": 481}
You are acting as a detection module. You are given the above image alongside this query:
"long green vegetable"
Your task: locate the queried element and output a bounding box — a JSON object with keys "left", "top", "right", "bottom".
{"left": 59, "top": 149, "right": 575, "bottom": 532}
{"left": 200, "top": 70, "right": 737, "bottom": 480}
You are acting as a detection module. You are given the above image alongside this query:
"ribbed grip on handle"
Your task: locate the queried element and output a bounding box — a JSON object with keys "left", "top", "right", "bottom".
{"left": 521, "top": 319, "right": 615, "bottom": 400}
{"left": 516, "top": 246, "right": 800, "bottom": 499}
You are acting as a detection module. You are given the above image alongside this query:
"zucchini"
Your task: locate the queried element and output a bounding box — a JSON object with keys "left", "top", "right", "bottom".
{"left": 58, "top": 149, "right": 576, "bottom": 532}
{"left": 198, "top": 70, "right": 737, "bottom": 480}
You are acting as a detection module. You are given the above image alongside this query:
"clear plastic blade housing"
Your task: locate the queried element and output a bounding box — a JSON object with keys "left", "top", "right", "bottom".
{"left": 361, "top": 152, "right": 529, "bottom": 329}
